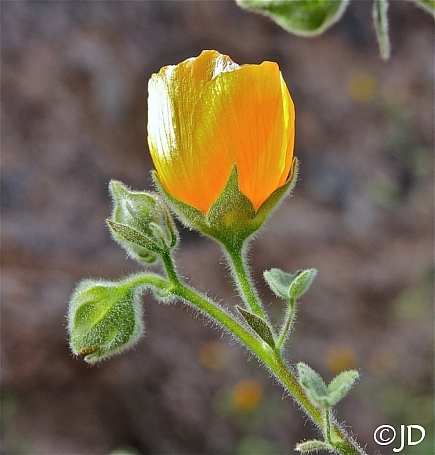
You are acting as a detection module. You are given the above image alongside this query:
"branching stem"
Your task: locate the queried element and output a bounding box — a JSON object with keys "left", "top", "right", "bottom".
{"left": 151, "top": 249, "right": 366, "bottom": 455}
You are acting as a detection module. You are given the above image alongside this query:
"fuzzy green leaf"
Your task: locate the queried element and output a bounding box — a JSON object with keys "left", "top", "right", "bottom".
{"left": 264, "top": 267, "right": 317, "bottom": 300}
{"left": 288, "top": 269, "right": 318, "bottom": 300}
{"left": 409, "top": 0, "right": 435, "bottom": 17}
{"left": 327, "top": 370, "right": 359, "bottom": 406}
{"left": 236, "top": 0, "right": 350, "bottom": 37}
{"left": 237, "top": 306, "right": 276, "bottom": 348}
{"left": 295, "top": 439, "right": 333, "bottom": 453}
{"left": 297, "top": 362, "right": 329, "bottom": 408}
{"left": 264, "top": 268, "right": 297, "bottom": 299}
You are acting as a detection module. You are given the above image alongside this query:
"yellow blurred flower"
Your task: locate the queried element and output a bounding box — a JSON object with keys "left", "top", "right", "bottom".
{"left": 232, "top": 378, "right": 263, "bottom": 412}
{"left": 198, "top": 341, "right": 229, "bottom": 370}
{"left": 347, "top": 71, "right": 377, "bottom": 104}
{"left": 148, "top": 50, "right": 295, "bottom": 214}
{"left": 324, "top": 343, "right": 359, "bottom": 375}
{"left": 369, "top": 345, "right": 398, "bottom": 377}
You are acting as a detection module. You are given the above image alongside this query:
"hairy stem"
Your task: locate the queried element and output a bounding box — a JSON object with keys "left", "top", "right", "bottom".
{"left": 277, "top": 296, "right": 296, "bottom": 350}
{"left": 154, "top": 250, "right": 366, "bottom": 455}
{"left": 173, "top": 282, "right": 364, "bottom": 455}
{"left": 223, "top": 240, "right": 267, "bottom": 320}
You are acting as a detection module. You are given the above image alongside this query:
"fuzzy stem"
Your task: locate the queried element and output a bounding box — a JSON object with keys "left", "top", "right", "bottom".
{"left": 324, "top": 406, "right": 332, "bottom": 445}
{"left": 277, "top": 296, "right": 296, "bottom": 350}
{"left": 160, "top": 248, "right": 181, "bottom": 284}
{"left": 172, "top": 282, "right": 365, "bottom": 455}
{"left": 154, "top": 251, "right": 366, "bottom": 455}
{"left": 223, "top": 240, "right": 267, "bottom": 320}
{"left": 126, "top": 273, "right": 175, "bottom": 292}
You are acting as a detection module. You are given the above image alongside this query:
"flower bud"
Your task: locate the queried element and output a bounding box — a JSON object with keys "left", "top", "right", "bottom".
{"left": 68, "top": 278, "right": 144, "bottom": 363}
{"left": 108, "top": 180, "right": 177, "bottom": 264}
{"left": 148, "top": 50, "right": 297, "bottom": 244}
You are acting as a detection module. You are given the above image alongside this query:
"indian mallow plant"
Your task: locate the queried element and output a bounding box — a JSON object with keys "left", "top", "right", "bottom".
{"left": 68, "top": 50, "right": 367, "bottom": 455}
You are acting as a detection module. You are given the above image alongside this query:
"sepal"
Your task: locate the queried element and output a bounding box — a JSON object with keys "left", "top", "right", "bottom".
{"left": 108, "top": 180, "right": 177, "bottom": 264}
{"left": 68, "top": 278, "right": 144, "bottom": 363}
{"left": 153, "top": 158, "right": 298, "bottom": 247}
{"left": 207, "top": 166, "right": 257, "bottom": 244}
{"left": 236, "top": 0, "right": 350, "bottom": 37}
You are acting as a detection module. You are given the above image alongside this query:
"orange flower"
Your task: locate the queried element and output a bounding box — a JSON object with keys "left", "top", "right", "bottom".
{"left": 232, "top": 378, "right": 263, "bottom": 411}
{"left": 148, "top": 50, "right": 295, "bottom": 214}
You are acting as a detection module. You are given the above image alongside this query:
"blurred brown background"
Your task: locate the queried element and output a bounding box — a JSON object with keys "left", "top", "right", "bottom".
{"left": 1, "top": 1, "right": 433, "bottom": 454}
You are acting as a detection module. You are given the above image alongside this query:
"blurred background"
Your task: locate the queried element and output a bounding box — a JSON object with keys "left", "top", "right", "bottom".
{"left": 1, "top": 1, "right": 433, "bottom": 454}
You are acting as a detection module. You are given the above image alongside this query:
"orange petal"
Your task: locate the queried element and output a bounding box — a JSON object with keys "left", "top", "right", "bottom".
{"left": 192, "top": 61, "right": 294, "bottom": 211}
{"left": 147, "top": 51, "right": 239, "bottom": 211}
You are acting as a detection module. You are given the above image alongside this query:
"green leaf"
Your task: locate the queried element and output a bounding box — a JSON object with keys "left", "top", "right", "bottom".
{"left": 297, "top": 363, "right": 359, "bottom": 408}
{"left": 295, "top": 439, "right": 333, "bottom": 453}
{"left": 264, "top": 268, "right": 297, "bottom": 299}
{"left": 373, "top": 0, "right": 391, "bottom": 60}
{"left": 68, "top": 278, "right": 144, "bottom": 363}
{"left": 236, "top": 0, "right": 350, "bottom": 37}
{"left": 297, "top": 362, "right": 329, "bottom": 408}
{"left": 237, "top": 306, "right": 276, "bottom": 348}
{"left": 288, "top": 268, "right": 318, "bottom": 300}
{"left": 408, "top": 0, "right": 435, "bottom": 17}
{"left": 264, "top": 267, "right": 317, "bottom": 300}
{"left": 327, "top": 370, "right": 359, "bottom": 406}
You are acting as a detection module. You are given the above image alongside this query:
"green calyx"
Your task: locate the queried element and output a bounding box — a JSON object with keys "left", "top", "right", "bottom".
{"left": 68, "top": 278, "right": 144, "bottom": 363}
{"left": 153, "top": 158, "right": 298, "bottom": 248}
{"left": 108, "top": 180, "right": 177, "bottom": 264}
